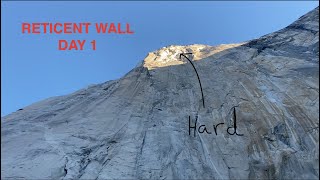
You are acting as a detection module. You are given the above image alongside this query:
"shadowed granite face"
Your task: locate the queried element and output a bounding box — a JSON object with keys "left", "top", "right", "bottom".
{"left": 1, "top": 7, "right": 319, "bottom": 180}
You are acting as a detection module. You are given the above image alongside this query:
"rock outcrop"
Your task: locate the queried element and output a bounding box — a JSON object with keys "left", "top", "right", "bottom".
{"left": 2, "top": 7, "right": 319, "bottom": 180}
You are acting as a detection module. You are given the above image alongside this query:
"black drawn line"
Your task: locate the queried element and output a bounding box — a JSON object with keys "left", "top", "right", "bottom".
{"left": 179, "top": 53, "right": 205, "bottom": 108}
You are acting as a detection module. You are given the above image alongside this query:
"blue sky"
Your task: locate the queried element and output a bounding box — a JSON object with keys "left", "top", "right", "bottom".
{"left": 1, "top": 1, "right": 318, "bottom": 116}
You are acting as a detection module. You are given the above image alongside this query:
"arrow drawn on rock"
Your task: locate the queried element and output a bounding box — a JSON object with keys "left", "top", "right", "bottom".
{"left": 179, "top": 53, "right": 205, "bottom": 108}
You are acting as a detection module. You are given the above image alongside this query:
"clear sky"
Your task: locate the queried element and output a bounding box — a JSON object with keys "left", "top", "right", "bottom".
{"left": 1, "top": 1, "right": 318, "bottom": 116}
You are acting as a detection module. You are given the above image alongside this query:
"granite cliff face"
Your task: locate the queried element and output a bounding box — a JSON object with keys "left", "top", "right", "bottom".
{"left": 2, "top": 7, "right": 319, "bottom": 180}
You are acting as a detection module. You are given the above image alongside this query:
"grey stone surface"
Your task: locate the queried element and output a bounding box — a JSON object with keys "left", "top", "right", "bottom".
{"left": 1, "top": 7, "right": 319, "bottom": 180}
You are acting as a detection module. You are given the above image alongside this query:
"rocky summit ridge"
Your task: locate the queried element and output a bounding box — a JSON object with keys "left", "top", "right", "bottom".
{"left": 142, "top": 43, "right": 243, "bottom": 69}
{"left": 1, "top": 7, "right": 319, "bottom": 180}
